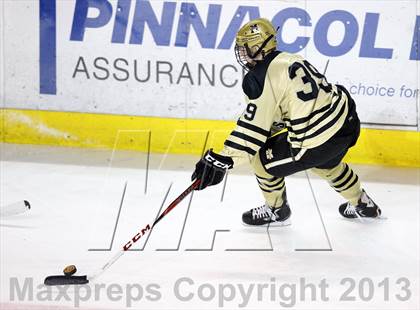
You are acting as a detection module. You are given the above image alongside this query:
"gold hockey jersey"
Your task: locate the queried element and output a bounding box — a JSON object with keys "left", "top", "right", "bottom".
{"left": 221, "top": 51, "right": 350, "bottom": 166}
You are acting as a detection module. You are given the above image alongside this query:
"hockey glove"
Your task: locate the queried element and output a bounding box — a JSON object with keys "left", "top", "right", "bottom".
{"left": 192, "top": 149, "right": 234, "bottom": 190}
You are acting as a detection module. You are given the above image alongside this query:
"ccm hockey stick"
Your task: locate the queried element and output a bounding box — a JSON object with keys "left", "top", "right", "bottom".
{"left": 44, "top": 179, "right": 201, "bottom": 286}
{"left": 0, "top": 200, "right": 31, "bottom": 217}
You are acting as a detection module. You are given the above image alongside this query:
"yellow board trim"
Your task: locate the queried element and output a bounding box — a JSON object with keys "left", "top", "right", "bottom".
{"left": 1, "top": 108, "right": 419, "bottom": 167}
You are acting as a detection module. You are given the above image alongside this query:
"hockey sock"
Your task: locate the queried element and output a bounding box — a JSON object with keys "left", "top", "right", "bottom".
{"left": 255, "top": 174, "right": 286, "bottom": 208}
{"left": 311, "top": 163, "right": 362, "bottom": 206}
{"left": 251, "top": 152, "right": 287, "bottom": 208}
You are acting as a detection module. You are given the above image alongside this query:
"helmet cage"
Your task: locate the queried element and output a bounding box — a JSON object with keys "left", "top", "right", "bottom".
{"left": 235, "top": 44, "right": 253, "bottom": 71}
{"left": 234, "top": 33, "right": 275, "bottom": 71}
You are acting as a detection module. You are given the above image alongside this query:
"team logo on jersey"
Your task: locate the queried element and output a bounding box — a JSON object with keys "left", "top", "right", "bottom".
{"left": 250, "top": 24, "right": 260, "bottom": 34}
{"left": 272, "top": 121, "right": 285, "bottom": 130}
{"left": 266, "top": 149, "right": 274, "bottom": 160}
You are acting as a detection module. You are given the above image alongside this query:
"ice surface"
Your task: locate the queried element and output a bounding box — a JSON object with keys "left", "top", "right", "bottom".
{"left": 1, "top": 143, "right": 419, "bottom": 309}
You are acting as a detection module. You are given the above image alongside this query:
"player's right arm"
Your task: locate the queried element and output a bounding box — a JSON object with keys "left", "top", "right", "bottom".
{"left": 220, "top": 100, "right": 273, "bottom": 166}
{"left": 190, "top": 85, "right": 277, "bottom": 190}
{"left": 191, "top": 53, "right": 288, "bottom": 190}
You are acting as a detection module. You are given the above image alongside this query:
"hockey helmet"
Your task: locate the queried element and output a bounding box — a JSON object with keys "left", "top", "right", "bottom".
{"left": 235, "top": 18, "right": 278, "bottom": 70}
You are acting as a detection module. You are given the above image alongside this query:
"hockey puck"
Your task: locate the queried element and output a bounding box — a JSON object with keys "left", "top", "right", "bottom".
{"left": 63, "top": 265, "right": 77, "bottom": 277}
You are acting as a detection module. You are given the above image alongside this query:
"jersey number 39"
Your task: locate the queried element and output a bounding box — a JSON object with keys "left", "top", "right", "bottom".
{"left": 288, "top": 60, "right": 332, "bottom": 102}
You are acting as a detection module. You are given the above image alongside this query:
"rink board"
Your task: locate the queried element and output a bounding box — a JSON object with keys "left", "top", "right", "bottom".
{"left": 1, "top": 108, "right": 419, "bottom": 167}
{"left": 1, "top": 1, "right": 419, "bottom": 168}
{"left": 2, "top": 1, "right": 419, "bottom": 127}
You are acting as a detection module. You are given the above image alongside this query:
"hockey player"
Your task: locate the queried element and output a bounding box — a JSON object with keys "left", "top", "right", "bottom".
{"left": 191, "top": 18, "right": 382, "bottom": 226}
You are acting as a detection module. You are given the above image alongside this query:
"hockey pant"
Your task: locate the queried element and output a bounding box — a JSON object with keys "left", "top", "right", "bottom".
{"left": 252, "top": 104, "right": 362, "bottom": 208}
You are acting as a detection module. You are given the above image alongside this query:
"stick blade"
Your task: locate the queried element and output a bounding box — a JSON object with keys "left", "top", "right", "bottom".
{"left": 44, "top": 275, "right": 88, "bottom": 286}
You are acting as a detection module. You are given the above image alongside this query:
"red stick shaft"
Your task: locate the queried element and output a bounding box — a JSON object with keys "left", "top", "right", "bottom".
{"left": 122, "top": 179, "right": 201, "bottom": 251}
{"left": 153, "top": 178, "right": 201, "bottom": 227}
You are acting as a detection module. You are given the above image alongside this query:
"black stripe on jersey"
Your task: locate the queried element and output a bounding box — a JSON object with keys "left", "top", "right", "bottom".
{"left": 258, "top": 178, "right": 284, "bottom": 189}
{"left": 332, "top": 164, "right": 349, "bottom": 184}
{"left": 255, "top": 174, "right": 277, "bottom": 182}
{"left": 338, "top": 175, "right": 359, "bottom": 192}
{"left": 289, "top": 97, "right": 347, "bottom": 143}
{"left": 224, "top": 140, "right": 256, "bottom": 156}
{"left": 230, "top": 131, "right": 265, "bottom": 147}
{"left": 283, "top": 88, "right": 342, "bottom": 126}
{"left": 333, "top": 170, "right": 354, "bottom": 190}
{"left": 287, "top": 92, "right": 342, "bottom": 135}
{"left": 237, "top": 120, "right": 270, "bottom": 137}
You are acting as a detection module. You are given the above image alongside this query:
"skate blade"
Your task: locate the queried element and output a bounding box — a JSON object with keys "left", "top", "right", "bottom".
{"left": 242, "top": 218, "right": 291, "bottom": 228}
{"left": 358, "top": 215, "right": 387, "bottom": 223}
{"left": 343, "top": 215, "right": 387, "bottom": 223}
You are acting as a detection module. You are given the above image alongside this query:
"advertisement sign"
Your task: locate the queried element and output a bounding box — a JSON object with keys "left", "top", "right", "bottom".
{"left": 2, "top": 0, "right": 419, "bottom": 129}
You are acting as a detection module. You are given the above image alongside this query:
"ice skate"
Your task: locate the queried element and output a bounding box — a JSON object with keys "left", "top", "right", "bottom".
{"left": 242, "top": 201, "right": 291, "bottom": 227}
{"left": 339, "top": 189, "right": 384, "bottom": 221}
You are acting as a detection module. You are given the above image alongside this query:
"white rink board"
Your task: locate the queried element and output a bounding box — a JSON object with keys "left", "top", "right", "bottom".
{"left": 2, "top": 0, "right": 420, "bottom": 129}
